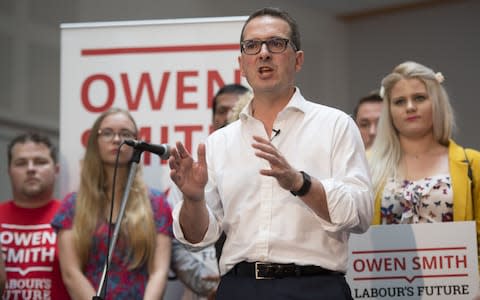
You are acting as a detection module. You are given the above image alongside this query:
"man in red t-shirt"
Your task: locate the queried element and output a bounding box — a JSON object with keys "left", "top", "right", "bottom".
{"left": 0, "top": 132, "right": 69, "bottom": 300}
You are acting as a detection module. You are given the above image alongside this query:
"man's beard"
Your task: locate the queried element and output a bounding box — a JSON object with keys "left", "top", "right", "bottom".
{"left": 21, "top": 183, "right": 46, "bottom": 198}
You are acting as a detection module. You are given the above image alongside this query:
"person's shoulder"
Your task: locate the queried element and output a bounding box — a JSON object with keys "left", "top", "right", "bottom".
{"left": 0, "top": 200, "right": 13, "bottom": 208}
{"left": 61, "top": 192, "right": 78, "bottom": 203}
{"left": 206, "top": 121, "right": 240, "bottom": 145}
{"left": 304, "top": 100, "right": 352, "bottom": 121}
{"left": 48, "top": 199, "right": 63, "bottom": 209}
{"left": 147, "top": 187, "right": 172, "bottom": 218}
{"left": 0, "top": 201, "right": 15, "bottom": 222}
{"left": 0, "top": 201, "right": 14, "bottom": 215}
{"left": 461, "top": 142, "right": 480, "bottom": 156}
{"left": 465, "top": 147, "right": 480, "bottom": 161}
{"left": 32, "top": 199, "right": 62, "bottom": 209}
{"left": 312, "top": 101, "right": 346, "bottom": 112}
{"left": 213, "top": 120, "right": 240, "bottom": 134}
{"left": 460, "top": 145, "right": 480, "bottom": 177}
{"left": 449, "top": 140, "right": 480, "bottom": 160}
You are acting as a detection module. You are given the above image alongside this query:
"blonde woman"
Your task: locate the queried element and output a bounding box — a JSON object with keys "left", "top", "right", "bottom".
{"left": 52, "top": 108, "right": 172, "bottom": 299}
{"left": 370, "top": 61, "right": 480, "bottom": 241}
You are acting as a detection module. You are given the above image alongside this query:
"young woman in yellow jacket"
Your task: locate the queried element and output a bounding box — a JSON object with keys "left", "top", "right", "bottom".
{"left": 369, "top": 61, "right": 480, "bottom": 256}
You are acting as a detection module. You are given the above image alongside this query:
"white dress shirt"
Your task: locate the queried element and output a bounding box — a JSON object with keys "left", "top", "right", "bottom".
{"left": 172, "top": 89, "right": 373, "bottom": 275}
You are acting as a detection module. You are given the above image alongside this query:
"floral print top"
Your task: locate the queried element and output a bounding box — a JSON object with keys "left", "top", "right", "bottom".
{"left": 381, "top": 174, "right": 453, "bottom": 224}
{"left": 51, "top": 188, "right": 172, "bottom": 300}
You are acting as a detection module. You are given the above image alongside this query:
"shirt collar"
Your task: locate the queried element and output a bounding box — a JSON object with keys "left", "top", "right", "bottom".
{"left": 284, "top": 87, "right": 308, "bottom": 113}
{"left": 239, "top": 87, "right": 307, "bottom": 121}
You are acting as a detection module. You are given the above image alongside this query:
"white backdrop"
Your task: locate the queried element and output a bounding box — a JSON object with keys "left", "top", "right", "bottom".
{"left": 59, "top": 16, "right": 248, "bottom": 197}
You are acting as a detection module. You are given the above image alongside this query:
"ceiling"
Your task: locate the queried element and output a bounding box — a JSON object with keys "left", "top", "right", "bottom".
{"left": 301, "top": 0, "right": 451, "bottom": 20}
{"left": 304, "top": 0, "right": 422, "bottom": 14}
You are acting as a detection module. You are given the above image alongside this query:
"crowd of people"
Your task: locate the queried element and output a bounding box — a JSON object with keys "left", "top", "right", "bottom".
{"left": 0, "top": 6, "right": 478, "bottom": 300}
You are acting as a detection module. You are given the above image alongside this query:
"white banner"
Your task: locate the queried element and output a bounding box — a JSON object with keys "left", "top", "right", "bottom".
{"left": 59, "top": 16, "right": 248, "bottom": 196}
{"left": 347, "top": 222, "right": 479, "bottom": 299}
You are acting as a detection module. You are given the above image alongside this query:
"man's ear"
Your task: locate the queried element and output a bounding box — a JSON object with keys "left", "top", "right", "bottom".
{"left": 295, "top": 50, "right": 304, "bottom": 73}
{"left": 238, "top": 55, "right": 246, "bottom": 77}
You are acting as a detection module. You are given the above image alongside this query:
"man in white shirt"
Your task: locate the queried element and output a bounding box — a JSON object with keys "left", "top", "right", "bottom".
{"left": 168, "top": 7, "right": 373, "bottom": 300}
{"left": 172, "top": 84, "right": 251, "bottom": 300}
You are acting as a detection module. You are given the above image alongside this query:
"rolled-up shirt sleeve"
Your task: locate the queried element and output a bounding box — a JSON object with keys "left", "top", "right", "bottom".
{"left": 319, "top": 115, "right": 373, "bottom": 234}
{"left": 170, "top": 168, "right": 224, "bottom": 249}
{"left": 172, "top": 200, "right": 221, "bottom": 249}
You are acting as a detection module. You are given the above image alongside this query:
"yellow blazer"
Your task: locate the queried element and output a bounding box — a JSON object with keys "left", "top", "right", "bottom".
{"left": 371, "top": 140, "right": 480, "bottom": 260}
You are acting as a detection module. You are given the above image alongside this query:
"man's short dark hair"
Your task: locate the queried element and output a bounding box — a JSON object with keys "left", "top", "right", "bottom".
{"left": 8, "top": 132, "right": 57, "bottom": 165}
{"left": 240, "top": 7, "right": 301, "bottom": 51}
{"left": 353, "top": 92, "right": 383, "bottom": 120}
{"left": 212, "top": 84, "right": 250, "bottom": 115}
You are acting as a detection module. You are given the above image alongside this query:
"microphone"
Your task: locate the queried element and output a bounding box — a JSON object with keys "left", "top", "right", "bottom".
{"left": 272, "top": 129, "right": 281, "bottom": 137}
{"left": 124, "top": 139, "right": 171, "bottom": 160}
{"left": 270, "top": 129, "right": 281, "bottom": 141}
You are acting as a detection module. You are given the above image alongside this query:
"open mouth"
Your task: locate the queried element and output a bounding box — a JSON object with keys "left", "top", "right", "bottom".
{"left": 258, "top": 66, "right": 273, "bottom": 75}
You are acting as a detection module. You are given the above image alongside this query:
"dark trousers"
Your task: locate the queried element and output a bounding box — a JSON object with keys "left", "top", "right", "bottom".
{"left": 216, "top": 271, "right": 353, "bottom": 300}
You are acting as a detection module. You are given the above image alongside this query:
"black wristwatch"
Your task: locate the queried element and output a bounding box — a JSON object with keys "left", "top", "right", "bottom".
{"left": 290, "top": 171, "right": 312, "bottom": 197}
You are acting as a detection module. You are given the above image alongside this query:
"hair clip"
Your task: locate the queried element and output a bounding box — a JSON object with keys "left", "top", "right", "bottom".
{"left": 379, "top": 86, "right": 385, "bottom": 98}
{"left": 435, "top": 72, "right": 445, "bottom": 83}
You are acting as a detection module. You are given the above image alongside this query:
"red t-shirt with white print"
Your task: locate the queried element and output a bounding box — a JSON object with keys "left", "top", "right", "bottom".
{"left": 0, "top": 200, "right": 70, "bottom": 300}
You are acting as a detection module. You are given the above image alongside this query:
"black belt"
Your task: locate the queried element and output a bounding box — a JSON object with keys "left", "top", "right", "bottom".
{"left": 231, "top": 261, "right": 344, "bottom": 279}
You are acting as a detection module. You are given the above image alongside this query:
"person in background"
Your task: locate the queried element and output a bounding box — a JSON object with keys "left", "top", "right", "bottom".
{"left": 171, "top": 83, "right": 251, "bottom": 300}
{"left": 0, "top": 132, "right": 70, "bottom": 299}
{"left": 170, "top": 238, "right": 218, "bottom": 300}
{"left": 369, "top": 61, "right": 480, "bottom": 251}
{"left": 212, "top": 83, "right": 251, "bottom": 131}
{"left": 169, "top": 7, "right": 372, "bottom": 300}
{"left": 52, "top": 108, "right": 172, "bottom": 299}
{"left": 353, "top": 91, "right": 383, "bottom": 151}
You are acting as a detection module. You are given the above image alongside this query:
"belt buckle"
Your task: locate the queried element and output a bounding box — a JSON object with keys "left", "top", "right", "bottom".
{"left": 255, "top": 262, "right": 274, "bottom": 280}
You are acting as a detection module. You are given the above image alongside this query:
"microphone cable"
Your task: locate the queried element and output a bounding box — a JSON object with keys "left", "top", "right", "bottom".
{"left": 99, "top": 141, "right": 127, "bottom": 299}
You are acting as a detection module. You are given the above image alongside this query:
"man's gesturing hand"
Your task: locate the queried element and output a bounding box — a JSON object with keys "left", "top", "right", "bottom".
{"left": 169, "top": 141, "right": 208, "bottom": 202}
{"left": 252, "top": 135, "right": 303, "bottom": 192}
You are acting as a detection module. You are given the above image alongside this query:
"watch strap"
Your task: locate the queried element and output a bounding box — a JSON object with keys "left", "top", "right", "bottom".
{"left": 290, "top": 171, "right": 311, "bottom": 196}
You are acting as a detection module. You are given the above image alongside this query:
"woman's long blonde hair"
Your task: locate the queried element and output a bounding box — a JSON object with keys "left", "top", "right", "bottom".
{"left": 73, "top": 108, "right": 157, "bottom": 270}
{"left": 369, "top": 61, "right": 455, "bottom": 196}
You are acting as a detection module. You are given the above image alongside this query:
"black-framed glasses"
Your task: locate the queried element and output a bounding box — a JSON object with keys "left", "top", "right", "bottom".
{"left": 240, "top": 37, "right": 297, "bottom": 55}
{"left": 98, "top": 128, "right": 136, "bottom": 142}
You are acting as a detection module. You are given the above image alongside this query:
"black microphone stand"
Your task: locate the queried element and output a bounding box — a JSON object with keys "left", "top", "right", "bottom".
{"left": 92, "top": 148, "right": 143, "bottom": 300}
